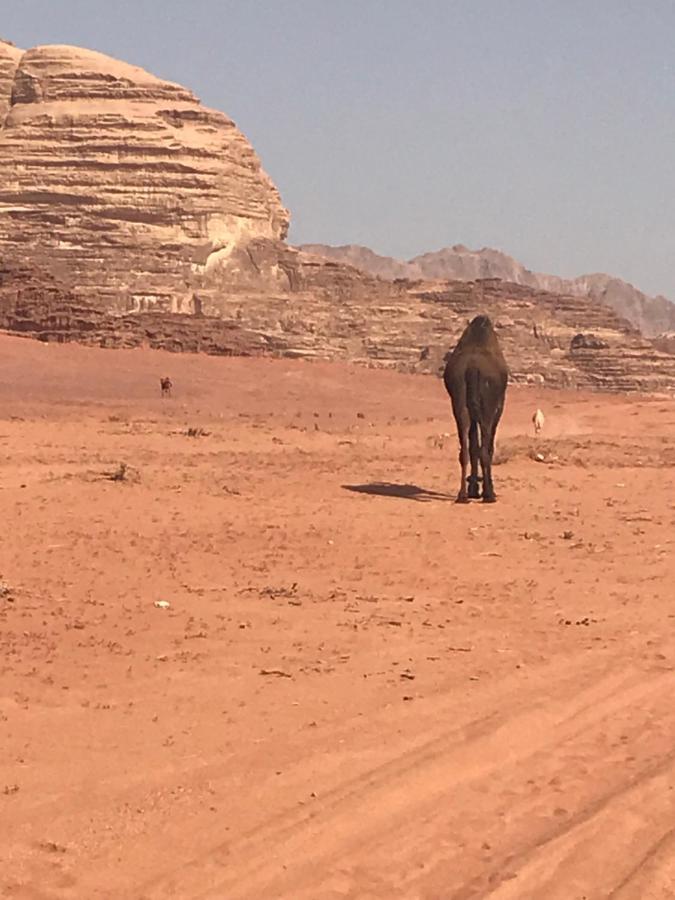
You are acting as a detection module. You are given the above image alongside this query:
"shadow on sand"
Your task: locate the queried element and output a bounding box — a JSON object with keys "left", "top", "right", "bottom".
{"left": 342, "top": 482, "right": 452, "bottom": 502}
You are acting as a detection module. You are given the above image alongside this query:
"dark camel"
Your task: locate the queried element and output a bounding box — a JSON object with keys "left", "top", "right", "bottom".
{"left": 443, "top": 315, "right": 508, "bottom": 503}
{"left": 160, "top": 376, "right": 173, "bottom": 398}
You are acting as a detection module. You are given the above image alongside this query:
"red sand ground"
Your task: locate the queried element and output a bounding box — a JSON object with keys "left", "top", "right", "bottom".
{"left": 1, "top": 333, "right": 675, "bottom": 899}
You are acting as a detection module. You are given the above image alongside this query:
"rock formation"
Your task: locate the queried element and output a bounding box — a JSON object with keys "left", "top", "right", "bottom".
{"left": 0, "top": 257, "right": 265, "bottom": 355}
{"left": 300, "top": 243, "right": 675, "bottom": 337}
{"left": 0, "top": 40, "right": 288, "bottom": 312}
{"left": 0, "top": 39, "right": 21, "bottom": 120}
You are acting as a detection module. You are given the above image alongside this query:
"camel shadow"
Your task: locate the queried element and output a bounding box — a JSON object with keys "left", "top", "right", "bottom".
{"left": 342, "top": 482, "right": 452, "bottom": 502}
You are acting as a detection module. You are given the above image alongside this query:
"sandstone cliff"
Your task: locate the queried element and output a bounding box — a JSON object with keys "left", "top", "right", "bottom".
{"left": 0, "top": 39, "right": 21, "bottom": 120}
{"left": 300, "top": 243, "right": 675, "bottom": 337}
{"left": 0, "top": 40, "right": 288, "bottom": 312}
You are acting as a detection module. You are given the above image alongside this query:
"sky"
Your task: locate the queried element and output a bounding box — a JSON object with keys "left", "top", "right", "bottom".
{"left": 4, "top": 0, "right": 675, "bottom": 298}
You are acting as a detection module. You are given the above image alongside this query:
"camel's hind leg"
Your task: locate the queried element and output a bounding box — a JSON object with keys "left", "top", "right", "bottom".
{"left": 479, "top": 419, "right": 497, "bottom": 502}
{"left": 455, "top": 411, "right": 471, "bottom": 504}
{"left": 467, "top": 420, "right": 480, "bottom": 499}
{"left": 487, "top": 401, "right": 504, "bottom": 501}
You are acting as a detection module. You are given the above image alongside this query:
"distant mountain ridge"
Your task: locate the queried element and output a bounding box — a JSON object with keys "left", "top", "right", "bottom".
{"left": 299, "top": 243, "right": 675, "bottom": 337}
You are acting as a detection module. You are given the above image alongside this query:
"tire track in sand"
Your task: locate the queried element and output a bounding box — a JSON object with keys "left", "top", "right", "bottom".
{"left": 139, "top": 657, "right": 675, "bottom": 899}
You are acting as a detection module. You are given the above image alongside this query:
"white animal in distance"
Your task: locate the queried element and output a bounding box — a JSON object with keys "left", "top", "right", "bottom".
{"left": 532, "top": 408, "right": 545, "bottom": 435}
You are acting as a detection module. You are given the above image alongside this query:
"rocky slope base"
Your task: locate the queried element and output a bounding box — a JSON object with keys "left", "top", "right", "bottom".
{"left": 301, "top": 244, "right": 675, "bottom": 337}
{"left": 4, "top": 252, "right": 675, "bottom": 393}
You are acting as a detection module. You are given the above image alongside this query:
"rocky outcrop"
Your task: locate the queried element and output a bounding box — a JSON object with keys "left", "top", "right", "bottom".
{"left": 0, "top": 41, "right": 288, "bottom": 312}
{"left": 0, "top": 258, "right": 265, "bottom": 354}
{"left": 300, "top": 243, "right": 675, "bottom": 337}
{"left": 299, "top": 244, "right": 415, "bottom": 280}
{"left": 574, "top": 274, "right": 675, "bottom": 337}
{"left": 0, "top": 40, "right": 21, "bottom": 119}
{"left": 653, "top": 332, "right": 675, "bottom": 355}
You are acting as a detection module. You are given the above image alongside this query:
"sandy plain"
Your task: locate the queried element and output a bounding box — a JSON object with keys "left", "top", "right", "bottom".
{"left": 2, "top": 333, "right": 675, "bottom": 899}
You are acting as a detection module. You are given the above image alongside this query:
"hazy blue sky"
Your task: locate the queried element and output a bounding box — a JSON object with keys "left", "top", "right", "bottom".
{"left": 5, "top": 1, "right": 675, "bottom": 297}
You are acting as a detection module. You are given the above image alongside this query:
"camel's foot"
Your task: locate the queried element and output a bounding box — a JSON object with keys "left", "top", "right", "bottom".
{"left": 455, "top": 492, "right": 470, "bottom": 504}
{"left": 482, "top": 493, "right": 497, "bottom": 504}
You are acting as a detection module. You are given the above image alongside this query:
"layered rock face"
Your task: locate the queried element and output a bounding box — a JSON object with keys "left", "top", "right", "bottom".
{"left": 0, "top": 39, "right": 21, "bottom": 119}
{"left": 0, "top": 40, "right": 288, "bottom": 312}
{"left": 301, "top": 243, "right": 675, "bottom": 337}
{"left": 0, "top": 257, "right": 266, "bottom": 355}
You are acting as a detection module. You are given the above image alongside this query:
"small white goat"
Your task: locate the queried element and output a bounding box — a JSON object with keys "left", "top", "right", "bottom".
{"left": 532, "top": 408, "right": 545, "bottom": 435}
{"left": 428, "top": 431, "right": 451, "bottom": 450}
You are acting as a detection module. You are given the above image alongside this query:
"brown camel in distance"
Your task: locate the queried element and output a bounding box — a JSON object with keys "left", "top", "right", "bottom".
{"left": 443, "top": 315, "right": 508, "bottom": 503}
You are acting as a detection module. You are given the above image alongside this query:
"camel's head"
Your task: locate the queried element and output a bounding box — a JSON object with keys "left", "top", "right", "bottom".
{"left": 461, "top": 315, "right": 496, "bottom": 345}
{"left": 469, "top": 315, "right": 494, "bottom": 333}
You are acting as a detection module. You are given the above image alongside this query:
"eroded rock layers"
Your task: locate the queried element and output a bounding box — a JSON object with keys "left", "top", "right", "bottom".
{"left": 0, "top": 40, "right": 288, "bottom": 312}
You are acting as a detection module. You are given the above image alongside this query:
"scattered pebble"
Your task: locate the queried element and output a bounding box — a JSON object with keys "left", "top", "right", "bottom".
{"left": 39, "top": 841, "right": 67, "bottom": 854}
{"left": 260, "top": 668, "right": 292, "bottom": 678}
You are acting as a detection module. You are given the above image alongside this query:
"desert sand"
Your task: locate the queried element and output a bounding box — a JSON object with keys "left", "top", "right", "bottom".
{"left": 2, "top": 333, "right": 675, "bottom": 899}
